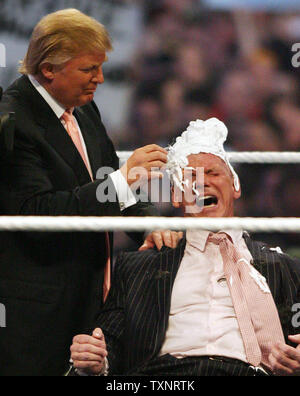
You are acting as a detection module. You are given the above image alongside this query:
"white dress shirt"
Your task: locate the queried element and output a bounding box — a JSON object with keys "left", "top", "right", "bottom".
{"left": 28, "top": 75, "right": 136, "bottom": 211}
{"left": 160, "top": 229, "right": 255, "bottom": 363}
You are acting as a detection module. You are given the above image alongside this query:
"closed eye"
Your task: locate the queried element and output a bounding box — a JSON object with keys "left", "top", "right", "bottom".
{"left": 80, "top": 66, "right": 100, "bottom": 73}
{"left": 206, "top": 170, "right": 219, "bottom": 176}
{"left": 80, "top": 68, "right": 94, "bottom": 73}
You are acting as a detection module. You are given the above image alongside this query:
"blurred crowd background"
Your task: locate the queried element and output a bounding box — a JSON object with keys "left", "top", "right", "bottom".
{"left": 1, "top": 0, "right": 300, "bottom": 257}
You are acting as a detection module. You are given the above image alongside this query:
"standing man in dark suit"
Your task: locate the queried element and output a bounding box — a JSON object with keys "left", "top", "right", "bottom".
{"left": 71, "top": 118, "right": 300, "bottom": 376}
{"left": 0, "top": 9, "right": 180, "bottom": 376}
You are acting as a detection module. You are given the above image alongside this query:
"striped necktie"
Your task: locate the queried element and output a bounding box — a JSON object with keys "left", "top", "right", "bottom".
{"left": 208, "top": 232, "right": 285, "bottom": 369}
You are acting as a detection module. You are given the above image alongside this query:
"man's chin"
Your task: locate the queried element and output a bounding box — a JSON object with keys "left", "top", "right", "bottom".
{"left": 76, "top": 94, "right": 94, "bottom": 107}
{"left": 184, "top": 204, "right": 224, "bottom": 217}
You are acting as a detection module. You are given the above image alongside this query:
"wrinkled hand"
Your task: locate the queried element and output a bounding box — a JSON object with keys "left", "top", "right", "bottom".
{"left": 71, "top": 328, "right": 107, "bottom": 375}
{"left": 120, "top": 144, "right": 167, "bottom": 187}
{"left": 139, "top": 230, "right": 184, "bottom": 251}
{"left": 268, "top": 334, "right": 300, "bottom": 376}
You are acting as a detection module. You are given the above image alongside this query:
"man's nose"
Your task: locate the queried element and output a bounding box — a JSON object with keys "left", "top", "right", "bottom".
{"left": 92, "top": 68, "right": 104, "bottom": 84}
{"left": 203, "top": 175, "right": 211, "bottom": 187}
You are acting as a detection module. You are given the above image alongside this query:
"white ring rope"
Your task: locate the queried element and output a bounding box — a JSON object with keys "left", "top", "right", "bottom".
{"left": 117, "top": 151, "right": 300, "bottom": 163}
{"left": 0, "top": 152, "right": 298, "bottom": 233}
{"left": 0, "top": 216, "right": 300, "bottom": 233}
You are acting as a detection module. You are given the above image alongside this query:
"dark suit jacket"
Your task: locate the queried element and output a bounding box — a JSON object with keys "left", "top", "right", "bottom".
{"left": 0, "top": 75, "right": 157, "bottom": 376}
{"left": 95, "top": 235, "right": 300, "bottom": 375}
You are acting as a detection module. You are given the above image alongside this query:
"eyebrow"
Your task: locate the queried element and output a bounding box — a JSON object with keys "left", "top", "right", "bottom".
{"left": 79, "top": 56, "right": 108, "bottom": 69}
{"left": 188, "top": 166, "right": 221, "bottom": 173}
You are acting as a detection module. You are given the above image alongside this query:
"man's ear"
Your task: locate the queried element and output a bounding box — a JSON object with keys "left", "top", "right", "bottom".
{"left": 39, "top": 63, "right": 56, "bottom": 80}
{"left": 233, "top": 177, "right": 241, "bottom": 200}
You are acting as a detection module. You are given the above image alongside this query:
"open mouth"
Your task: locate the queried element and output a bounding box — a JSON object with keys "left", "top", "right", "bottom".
{"left": 196, "top": 195, "right": 218, "bottom": 208}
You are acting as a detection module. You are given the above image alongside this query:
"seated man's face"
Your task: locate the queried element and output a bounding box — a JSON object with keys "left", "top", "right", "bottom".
{"left": 172, "top": 153, "right": 241, "bottom": 217}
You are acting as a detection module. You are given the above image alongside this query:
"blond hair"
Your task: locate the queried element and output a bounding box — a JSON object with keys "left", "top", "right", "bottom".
{"left": 19, "top": 8, "right": 112, "bottom": 75}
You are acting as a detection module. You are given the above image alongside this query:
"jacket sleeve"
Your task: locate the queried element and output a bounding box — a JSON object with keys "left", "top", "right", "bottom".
{"left": 0, "top": 126, "right": 121, "bottom": 217}
{"left": 93, "top": 252, "right": 127, "bottom": 374}
{"left": 280, "top": 254, "right": 300, "bottom": 341}
{"left": 0, "top": 93, "right": 158, "bottom": 228}
{"left": 122, "top": 200, "right": 159, "bottom": 245}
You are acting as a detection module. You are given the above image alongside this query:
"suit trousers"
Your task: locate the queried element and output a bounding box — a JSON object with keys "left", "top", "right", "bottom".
{"left": 130, "top": 354, "right": 270, "bottom": 376}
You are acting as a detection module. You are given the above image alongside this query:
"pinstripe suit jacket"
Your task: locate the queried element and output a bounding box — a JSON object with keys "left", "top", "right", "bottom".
{"left": 95, "top": 234, "right": 300, "bottom": 375}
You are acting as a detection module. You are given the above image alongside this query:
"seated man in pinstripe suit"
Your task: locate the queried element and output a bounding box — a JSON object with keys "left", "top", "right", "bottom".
{"left": 70, "top": 118, "right": 300, "bottom": 376}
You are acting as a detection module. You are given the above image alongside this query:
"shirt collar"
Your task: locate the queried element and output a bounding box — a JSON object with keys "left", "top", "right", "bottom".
{"left": 186, "top": 228, "right": 244, "bottom": 252}
{"left": 28, "top": 75, "right": 66, "bottom": 119}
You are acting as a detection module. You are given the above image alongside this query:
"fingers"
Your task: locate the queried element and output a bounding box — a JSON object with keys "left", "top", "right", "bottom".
{"left": 71, "top": 350, "right": 106, "bottom": 363}
{"left": 71, "top": 329, "right": 108, "bottom": 375}
{"left": 138, "top": 239, "right": 155, "bottom": 251}
{"left": 70, "top": 342, "right": 107, "bottom": 358}
{"left": 72, "top": 334, "right": 105, "bottom": 348}
{"left": 142, "top": 230, "right": 184, "bottom": 251}
{"left": 178, "top": 231, "right": 184, "bottom": 240}
{"left": 161, "top": 230, "right": 184, "bottom": 249}
{"left": 170, "top": 231, "right": 181, "bottom": 248}
{"left": 73, "top": 360, "right": 103, "bottom": 372}
{"left": 71, "top": 329, "right": 107, "bottom": 359}
{"left": 151, "top": 231, "right": 164, "bottom": 251}
{"left": 139, "top": 231, "right": 176, "bottom": 251}
{"left": 269, "top": 352, "right": 293, "bottom": 376}
{"left": 275, "top": 342, "right": 300, "bottom": 362}
{"left": 288, "top": 334, "right": 300, "bottom": 345}
{"left": 93, "top": 328, "right": 105, "bottom": 341}
{"left": 127, "top": 146, "right": 167, "bottom": 170}
{"left": 121, "top": 144, "right": 168, "bottom": 187}
{"left": 147, "top": 150, "right": 168, "bottom": 164}
{"left": 133, "top": 145, "right": 167, "bottom": 165}
{"left": 269, "top": 342, "right": 300, "bottom": 376}
{"left": 142, "top": 144, "right": 168, "bottom": 155}
{"left": 162, "top": 231, "right": 173, "bottom": 248}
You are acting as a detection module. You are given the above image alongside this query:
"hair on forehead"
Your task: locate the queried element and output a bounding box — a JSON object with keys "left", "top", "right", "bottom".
{"left": 19, "top": 8, "right": 112, "bottom": 75}
{"left": 166, "top": 118, "right": 240, "bottom": 191}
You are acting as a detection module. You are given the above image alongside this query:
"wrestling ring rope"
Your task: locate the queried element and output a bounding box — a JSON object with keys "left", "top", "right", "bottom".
{"left": 1, "top": 151, "right": 299, "bottom": 233}
{"left": 0, "top": 216, "right": 300, "bottom": 233}
{"left": 117, "top": 151, "right": 300, "bottom": 164}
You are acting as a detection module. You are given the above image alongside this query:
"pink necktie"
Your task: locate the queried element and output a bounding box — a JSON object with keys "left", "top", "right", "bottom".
{"left": 61, "top": 109, "right": 111, "bottom": 302}
{"left": 208, "top": 232, "right": 285, "bottom": 369}
{"left": 61, "top": 109, "right": 93, "bottom": 180}
{"left": 103, "top": 233, "right": 111, "bottom": 303}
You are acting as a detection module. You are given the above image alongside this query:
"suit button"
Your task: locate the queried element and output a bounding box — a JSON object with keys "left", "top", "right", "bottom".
{"left": 217, "top": 277, "right": 227, "bottom": 287}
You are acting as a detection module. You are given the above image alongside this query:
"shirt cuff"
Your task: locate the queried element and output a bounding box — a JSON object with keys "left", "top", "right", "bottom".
{"left": 109, "top": 170, "right": 137, "bottom": 211}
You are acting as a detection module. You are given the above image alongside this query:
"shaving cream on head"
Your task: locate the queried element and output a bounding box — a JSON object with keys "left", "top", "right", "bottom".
{"left": 166, "top": 118, "right": 240, "bottom": 192}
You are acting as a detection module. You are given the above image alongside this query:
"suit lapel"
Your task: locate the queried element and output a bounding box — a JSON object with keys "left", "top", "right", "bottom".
{"left": 243, "top": 234, "right": 279, "bottom": 299}
{"left": 43, "top": 115, "right": 92, "bottom": 185}
{"left": 15, "top": 76, "right": 93, "bottom": 185}
{"left": 74, "top": 107, "right": 103, "bottom": 178}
